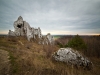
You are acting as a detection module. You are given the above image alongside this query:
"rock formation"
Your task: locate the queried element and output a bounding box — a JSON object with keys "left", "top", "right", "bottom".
{"left": 52, "top": 48, "right": 93, "bottom": 70}
{"left": 8, "top": 30, "right": 16, "bottom": 36}
{"left": 8, "top": 16, "right": 54, "bottom": 45}
{"left": 41, "top": 33, "right": 54, "bottom": 45}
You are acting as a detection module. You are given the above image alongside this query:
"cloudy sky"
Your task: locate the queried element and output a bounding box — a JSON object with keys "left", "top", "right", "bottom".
{"left": 0, "top": 0, "right": 100, "bottom": 35}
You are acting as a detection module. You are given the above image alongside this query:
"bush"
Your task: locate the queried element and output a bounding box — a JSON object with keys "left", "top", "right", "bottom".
{"left": 67, "top": 34, "right": 87, "bottom": 50}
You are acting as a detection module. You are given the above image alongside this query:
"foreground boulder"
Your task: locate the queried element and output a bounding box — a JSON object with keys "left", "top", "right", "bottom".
{"left": 52, "top": 48, "right": 93, "bottom": 70}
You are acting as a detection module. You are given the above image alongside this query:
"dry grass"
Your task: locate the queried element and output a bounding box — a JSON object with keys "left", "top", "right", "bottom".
{"left": 0, "top": 49, "right": 10, "bottom": 75}
{"left": 0, "top": 36, "right": 100, "bottom": 75}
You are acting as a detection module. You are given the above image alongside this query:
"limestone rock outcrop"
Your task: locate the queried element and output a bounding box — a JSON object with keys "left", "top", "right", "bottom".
{"left": 52, "top": 48, "right": 93, "bottom": 70}
{"left": 8, "top": 16, "right": 54, "bottom": 45}
{"left": 8, "top": 30, "right": 16, "bottom": 36}
{"left": 41, "top": 33, "right": 54, "bottom": 45}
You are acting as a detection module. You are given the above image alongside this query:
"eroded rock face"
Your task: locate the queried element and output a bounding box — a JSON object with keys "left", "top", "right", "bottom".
{"left": 13, "top": 16, "right": 24, "bottom": 36}
{"left": 8, "top": 16, "right": 54, "bottom": 45}
{"left": 52, "top": 48, "right": 93, "bottom": 70}
{"left": 8, "top": 30, "right": 16, "bottom": 36}
{"left": 46, "top": 33, "right": 54, "bottom": 45}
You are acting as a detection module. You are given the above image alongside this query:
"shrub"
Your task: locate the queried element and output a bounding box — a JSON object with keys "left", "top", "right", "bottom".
{"left": 67, "top": 34, "right": 87, "bottom": 50}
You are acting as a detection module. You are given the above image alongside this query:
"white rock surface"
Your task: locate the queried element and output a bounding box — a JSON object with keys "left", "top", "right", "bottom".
{"left": 8, "top": 30, "right": 16, "bottom": 36}
{"left": 46, "top": 33, "right": 54, "bottom": 45}
{"left": 41, "top": 33, "right": 54, "bottom": 45}
{"left": 53, "top": 48, "right": 93, "bottom": 69}
{"left": 8, "top": 16, "right": 54, "bottom": 45}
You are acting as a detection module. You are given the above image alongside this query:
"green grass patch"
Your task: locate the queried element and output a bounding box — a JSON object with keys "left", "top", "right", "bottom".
{"left": 8, "top": 52, "right": 19, "bottom": 74}
{"left": 0, "top": 47, "right": 19, "bottom": 74}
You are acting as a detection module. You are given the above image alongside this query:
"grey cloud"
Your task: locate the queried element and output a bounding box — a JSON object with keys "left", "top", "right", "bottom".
{"left": 0, "top": 0, "right": 100, "bottom": 35}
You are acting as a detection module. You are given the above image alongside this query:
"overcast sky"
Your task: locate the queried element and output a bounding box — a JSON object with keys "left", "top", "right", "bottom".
{"left": 0, "top": 0, "right": 100, "bottom": 35}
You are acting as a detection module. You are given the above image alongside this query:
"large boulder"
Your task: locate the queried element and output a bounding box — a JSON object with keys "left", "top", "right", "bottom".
{"left": 52, "top": 48, "right": 93, "bottom": 70}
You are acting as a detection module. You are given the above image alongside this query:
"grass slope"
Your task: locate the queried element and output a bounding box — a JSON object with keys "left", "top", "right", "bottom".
{"left": 0, "top": 36, "right": 100, "bottom": 75}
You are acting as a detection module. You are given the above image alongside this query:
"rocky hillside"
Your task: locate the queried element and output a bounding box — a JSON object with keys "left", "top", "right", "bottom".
{"left": 0, "top": 36, "right": 100, "bottom": 75}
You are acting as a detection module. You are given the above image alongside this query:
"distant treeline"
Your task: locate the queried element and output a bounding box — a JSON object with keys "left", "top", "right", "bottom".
{"left": 0, "top": 34, "right": 7, "bottom": 37}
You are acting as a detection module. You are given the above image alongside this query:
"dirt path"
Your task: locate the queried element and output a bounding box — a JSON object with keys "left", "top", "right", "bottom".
{"left": 0, "top": 49, "right": 11, "bottom": 75}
